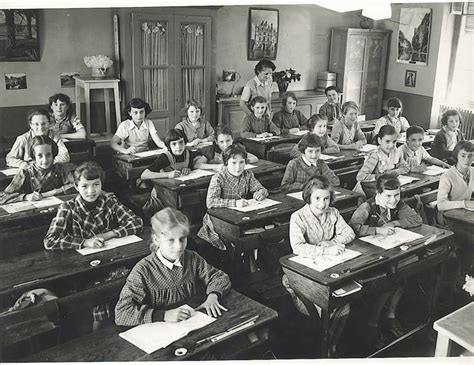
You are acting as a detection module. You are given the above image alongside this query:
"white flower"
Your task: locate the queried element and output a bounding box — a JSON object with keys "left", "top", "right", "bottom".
{"left": 84, "top": 55, "right": 113, "bottom": 69}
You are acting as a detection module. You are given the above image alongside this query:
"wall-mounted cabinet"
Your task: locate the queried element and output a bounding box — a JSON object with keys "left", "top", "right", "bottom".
{"left": 329, "top": 28, "right": 390, "bottom": 120}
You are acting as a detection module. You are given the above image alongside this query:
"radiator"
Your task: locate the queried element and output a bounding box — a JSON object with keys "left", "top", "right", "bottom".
{"left": 439, "top": 105, "right": 474, "bottom": 140}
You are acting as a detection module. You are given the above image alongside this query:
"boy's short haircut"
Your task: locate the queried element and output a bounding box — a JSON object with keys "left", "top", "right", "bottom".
{"left": 27, "top": 108, "right": 51, "bottom": 124}
{"left": 302, "top": 175, "right": 334, "bottom": 205}
{"left": 387, "top": 97, "right": 403, "bottom": 109}
{"left": 324, "top": 86, "right": 339, "bottom": 95}
{"left": 150, "top": 207, "right": 190, "bottom": 252}
{"left": 298, "top": 133, "right": 323, "bottom": 153}
{"left": 48, "top": 93, "right": 74, "bottom": 119}
{"left": 452, "top": 141, "right": 473, "bottom": 164}
{"left": 185, "top": 99, "right": 204, "bottom": 114}
{"left": 29, "top": 135, "right": 59, "bottom": 159}
{"left": 406, "top": 125, "right": 425, "bottom": 139}
{"left": 307, "top": 114, "right": 328, "bottom": 132}
{"left": 376, "top": 174, "right": 401, "bottom": 193}
{"left": 281, "top": 92, "right": 297, "bottom": 106}
{"left": 378, "top": 124, "right": 397, "bottom": 139}
{"left": 165, "top": 128, "right": 188, "bottom": 149}
{"left": 441, "top": 109, "right": 463, "bottom": 126}
{"left": 341, "top": 101, "right": 359, "bottom": 115}
{"left": 122, "top": 98, "right": 152, "bottom": 120}
{"left": 222, "top": 144, "right": 248, "bottom": 165}
{"left": 215, "top": 125, "right": 234, "bottom": 138}
{"left": 249, "top": 95, "right": 267, "bottom": 108}
{"left": 73, "top": 161, "right": 105, "bottom": 185}
{"left": 254, "top": 59, "right": 276, "bottom": 75}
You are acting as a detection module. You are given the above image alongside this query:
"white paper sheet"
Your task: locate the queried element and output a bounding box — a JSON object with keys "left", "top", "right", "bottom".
{"left": 75, "top": 235, "right": 143, "bottom": 256}
{"left": 229, "top": 198, "right": 281, "bottom": 212}
{"left": 319, "top": 154, "right": 342, "bottom": 161}
{"left": 422, "top": 166, "right": 447, "bottom": 176}
{"left": 194, "top": 141, "right": 213, "bottom": 148}
{"left": 247, "top": 136, "right": 282, "bottom": 141}
{"left": 398, "top": 175, "right": 420, "bottom": 186}
{"left": 359, "top": 144, "right": 377, "bottom": 153}
{"left": 289, "top": 130, "right": 308, "bottom": 136}
{"left": 119, "top": 305, "right": 216, "bottom": 354}
{"left": 1, "top": 168, "right": 19, "bottom": 176}
{"left": 133, "top": 149, "right": 166, "bottom": 158}
{"left": 359, "top": 227, "right": 423, "bottom": 250}
{"left": 289, "top": 249, "right": 361, "bottom": 272}
{"left": 244, "top": 164, "right": 257, "bottom": 170}
{"left": 174, "top": 169, "right": 215, "bottom": 181}
{"left": 2, "top": 196, "right": 64, "bottom": 214}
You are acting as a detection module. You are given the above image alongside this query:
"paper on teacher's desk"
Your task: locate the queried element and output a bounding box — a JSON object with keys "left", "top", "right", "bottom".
{"left": 398, "top": 175, "right": 420, "bottom": 185}
{"left": 2, "top": 196, "right": 63, "bottom": 214}
{"left": 422, "top": 166, "right": 446, "bottom": 176}
{"left": 75, "top": 235, "right": 142, "bottom": 256}
{"left": 359, "top": 144, "right": 377, "bottom": 153}
{"left": 175, "top": 169, "right": 215, "bottom": 181}
{"left": 244, "top": 164, "right": 257, "bottom": 170}
{"left": 360, "top": 227, "right": 423, "bottom": 250}
{"left": 230, "top": 198, "right": 281, "bottom": 212}
{"left": 290, "top": 249, "right": 361, "bottom": 272}
{"left": 1, "top": 168, "right": 19, "bottom": 176}
{"left": 119, "top": 305, "right": 216, "bottom": 354}
{"left": 133, "top": 149, "right": 166, "bottom": 158}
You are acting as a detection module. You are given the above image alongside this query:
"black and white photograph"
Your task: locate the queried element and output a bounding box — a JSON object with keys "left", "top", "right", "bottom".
{"left": 5, "top": 72, "right": 27, "bottom": 89}
{"left": 0, "top": 1, "right": 472, "bottom": 364}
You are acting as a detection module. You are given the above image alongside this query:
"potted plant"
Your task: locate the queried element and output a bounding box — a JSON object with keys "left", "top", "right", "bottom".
{"left": 272, "top": 68, "right": 301, "bottom": 94}
{"left": 84, "top": 55, "right": 113, "bottom": 78}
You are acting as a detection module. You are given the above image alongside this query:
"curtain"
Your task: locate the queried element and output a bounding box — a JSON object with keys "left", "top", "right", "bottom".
{"left": 181, "top": 23, "right": 205, "bottom": 108}
{"left": 141, "top": 21, "right": 168, "bottom": 111}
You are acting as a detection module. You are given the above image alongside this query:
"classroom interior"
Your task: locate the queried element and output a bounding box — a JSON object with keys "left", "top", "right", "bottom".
{"left": 0, "top": 1, "right": 473, "bottom": 362}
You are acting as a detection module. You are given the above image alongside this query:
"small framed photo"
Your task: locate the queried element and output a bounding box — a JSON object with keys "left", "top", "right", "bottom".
{"left": 405, "top": 70, "right": 417, "bottom": 88}
{"left": 450, "top": 2, "right": 463, "bottom": 15}
{"left": 60, "top": 72, "right": 80, "bottom": 88}
{"left": 248, "top": 7, "right": 279, "bottom": 61}
{"left": 5, "top": 73, "right": 27, "bottom": 90}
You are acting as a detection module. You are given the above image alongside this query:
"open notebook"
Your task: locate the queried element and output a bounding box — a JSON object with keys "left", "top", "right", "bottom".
{"left": 289, "top": 249, "right": 361, "bottom": 272}
{"left": 359, "top": 227, "right": 423, "bottom": 250}
{"left": 1, "top": 196, "right": 64, "bottom": 214}
{"left": 119, "top": 305, "right": 215, "bottom": 354}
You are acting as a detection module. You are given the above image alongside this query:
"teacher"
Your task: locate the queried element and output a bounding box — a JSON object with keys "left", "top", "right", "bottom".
{"left": 239, "top": 58, "right": 276, "bottom": 117}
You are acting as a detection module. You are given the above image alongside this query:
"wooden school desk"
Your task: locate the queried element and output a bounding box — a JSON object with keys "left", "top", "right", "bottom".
{"left": 272, "top": 148, "right": 366, "bottom": 169}
{"left": 112, "top": 150, "right": 165, "bottom": 181}
{"left": 241, "top": 133, "right": 305, "bottom": 160}
{"left": 151, "top": 160, "right": 286, "bottom": 211}
{"left": 22, "top": 290, "right": 278, "bottom": 361}
{"left": 0, "top": 227, "right": 152, "bottom": 308}
{"left": 280, "top": 224, "right": 453, "bottom": 358}
{"left": 361, "top": 172, "right": 441, "bottom": 199}
{"left": 434, "top": 302, "right": 474, "bottom": 357}
{"left": 207, "top": 187, "right": 361, "bottom": 276}
{"left": 327, "top": 119, "right": 377, "bottom": 133}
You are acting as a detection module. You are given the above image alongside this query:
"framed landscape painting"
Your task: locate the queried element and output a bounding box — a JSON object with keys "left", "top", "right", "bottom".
{"left": 248, "top": 8, "right": 278, "bottom": 61}
{"left": 0, "top": 10, "right": 40, "bottom": 61}
{"left": 397, "top": 8, "right": 431, "bottom": 66}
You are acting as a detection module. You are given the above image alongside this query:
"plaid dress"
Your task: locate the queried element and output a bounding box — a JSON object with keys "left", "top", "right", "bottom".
{"left": 330, "top": 120, "right": 366, "bottom": 146}
{"left": 50, "top": 113, "right": 84, "bottom": 134}
{"left": 197, "top": 168, "right": 268, "bottom": 250}
{"left": 356, "top": 146, "right": 409, "bottom": 182}
{"left": 241, "top": 114, "right": 281, "bottom": 138}
{"left": 281, "top": 156, "right": 340, "bottom": 192}
{"left": 272, "top": 109, "right": 308, "bottom": 133}
{"left": 175, "top": 118, "right": 215, "bottom": 143}
{"left": 319, "top": 102, "right": 341, "bottom": 122}
{"left": 0, "top": 163, "right": 74, "bottom": 204}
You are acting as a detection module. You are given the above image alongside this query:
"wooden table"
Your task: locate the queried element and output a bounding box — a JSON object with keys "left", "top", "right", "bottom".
{"left": 362, "top": 172, "right": 440, "bottom": 199}
{"left": 434, "top": 302, "right": 474, "bottom": 356}
{"left": 328, "top": 119, "right": 377, "bottom": 133}
{"left": 272, "top": 147, "right": 366, "bottom": 169}
{"left": 151, "top": 160, "right": 286, "bottom": 211}
{"left": 241, "top": 133, "right": 305, "bottom": 160}
{"left": 21, "top": 290, "right": 278, "bottom": 361}
{"left": 0, "top": 228, "right": 152, "bottom": 308}
{"left": 112, "top": 150, "right": 164, "bottom": 180}
{"left": 280, "top": 224, "right": 453, "bottom": 357}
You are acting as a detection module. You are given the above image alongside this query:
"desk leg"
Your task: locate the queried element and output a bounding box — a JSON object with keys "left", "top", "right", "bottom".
{"left": 75, "top": 83, "right": 84, "bottom": 137}
{"left": 104, "top": 88, "right": 111, "bottom": 135}
{"left": 320, "top": 307, "right": 331, "bottom": 358}
{"left": 434, "top": 333, "right": 451, "bottom": 356}
{"left": 84, "top": 84, "right": 91, "bottom": 136}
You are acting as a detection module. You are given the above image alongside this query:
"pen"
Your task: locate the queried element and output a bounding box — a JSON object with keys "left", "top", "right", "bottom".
{"left": 257, "top": 207, "right": 278, "bottom": 215}
{"left": 196, "top": 315, "right": 260, "bottom": 346}
{"left": 343, "top": 256, "right": 385, "bottom": 273}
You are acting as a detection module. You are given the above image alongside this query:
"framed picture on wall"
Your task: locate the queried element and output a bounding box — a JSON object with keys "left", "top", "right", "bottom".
{"left": 247, "top": 8, "right": 279, "bottom": 61}
{"left": 405, "top": 70, "right": 417, "bottom": 88}
{"left": 450, "top": 2, "right": 463, "bottom": 15}
{"left": 0, "top": 9, "right": 40, "bottom": 61}
{"left": 397, "top": 8, "right": 431, "bottom": 66}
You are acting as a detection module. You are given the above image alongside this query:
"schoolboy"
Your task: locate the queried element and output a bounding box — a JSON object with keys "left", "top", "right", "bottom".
{"left": 6, "top": 108, "right": 70, "bottom": 168}
{"left": 319, "top": 86, "right": 342, "bottom": 122}
{"left": 281, "top": 134, "right": 340, "bottom": 192}
{"left": 398, "top": 126, "right": 450, "bottom": 172}
{"left": 349, "top": 175, "right": 422, "bottom": 348}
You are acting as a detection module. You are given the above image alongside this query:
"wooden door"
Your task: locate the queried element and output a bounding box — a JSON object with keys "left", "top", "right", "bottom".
{"left": 131, "top": 13, "right": 174, "bottom": 137}
{"left": 174, "top": 15, "right": 212, "bottom": 126}
{"left": 345, "top": 34, "right": 367, "bottom": 107}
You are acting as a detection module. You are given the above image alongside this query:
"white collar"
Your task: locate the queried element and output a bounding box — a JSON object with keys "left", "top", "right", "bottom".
{"left": 128, "top": 120, "right": 148, "bottom": 131}
{"left": 156, "top": 249, "right": 182, "bottom": 270}
{"left": 302, "top": 155, "right": 318, "bottom": 167}
{"left": 375, "top": 194, "right": 388, "bottom": 209}
{"left": 254, "top": 75, "right": 269, "bottom": 87}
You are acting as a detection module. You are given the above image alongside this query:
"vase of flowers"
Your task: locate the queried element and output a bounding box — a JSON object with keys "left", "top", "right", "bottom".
{"left": 84, "top": 55, "right": 113, "bottom": 78}
{"left": 273, "top": 68, "right": 301, "bottom": 94}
